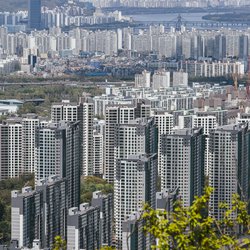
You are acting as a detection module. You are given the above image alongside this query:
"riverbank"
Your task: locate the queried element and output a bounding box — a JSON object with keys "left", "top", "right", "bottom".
{"left": 202, "top": 12, "right": 250, "bottom": 22}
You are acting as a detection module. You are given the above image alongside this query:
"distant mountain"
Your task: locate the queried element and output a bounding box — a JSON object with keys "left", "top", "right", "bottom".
{"left": 0, "top": 0, "right": 66, "bottom": 12}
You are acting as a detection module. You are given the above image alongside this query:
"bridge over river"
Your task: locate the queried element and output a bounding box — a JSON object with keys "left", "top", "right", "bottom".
{"left": 138, "top": 20, "right": 250, "bottom": 29}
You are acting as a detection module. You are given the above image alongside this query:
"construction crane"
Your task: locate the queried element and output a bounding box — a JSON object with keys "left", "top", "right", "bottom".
{"left": 232, "top": 73, "right": 238, "bottom": 92}
{"left": 232, "top": 72, "right": 239, "bottom": 99}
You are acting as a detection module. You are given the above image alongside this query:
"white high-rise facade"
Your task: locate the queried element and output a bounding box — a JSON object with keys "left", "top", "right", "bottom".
{"left": 51, "top": 97, "right": 94, "bottom": 176}
{"left": 78, "top": 96, "right": 94, "bottom": 176}
{"left": 160, "top": 127, "right": 205, "bottom": 207}
{"left": 152, "top": 69, "right": 170, "bottom": 90}
{"left": 0, "top": 119, "right": 22, "bottom": 179}
{"left": 114, "top": 118, "right": 158, "bottom": 249}
{"left": 93, "top": 130, "right": 104, "bottom": 176}
{"left": 208, "top": 124, "right": 249, "bottom": 221}
{"left": 135, "top": 70, "right": 151, "bottom": 88}
{"left": 193, "top": 115, "right": 217, "bottom": 175}
{"left": 51, "top": 100, "right": 78, "bottom": 123}
{"left": 22, "top": 114, "right": 40, "bottom": 174}
{"left": 173, "top": 71, "right": 188, "bottom": 87}
{"left": 36, "top": 121, "right": 80, "bottom": 207}
{"left": 104, "top": 105, "right": 135, "bottom": 183}
{"left": 116, "top": 155, "right": 157, "bottom": 250}
{"left": 154, "top": 111, "right": 174, "bottom": 175}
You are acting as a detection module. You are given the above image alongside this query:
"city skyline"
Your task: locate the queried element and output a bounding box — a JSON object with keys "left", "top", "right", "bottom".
{"left": 2, "top": 0, "right": 250, "bottom": 249}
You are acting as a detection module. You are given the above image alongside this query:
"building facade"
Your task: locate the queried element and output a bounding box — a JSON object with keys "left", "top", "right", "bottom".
{"left": 160, "top": 127, "right": 205, "bottom": 207}
{"left": 36, "top": 121, "right": 80, "bottom": 208}
{"left": 28, "top": 0, "right": 41, "bottom": 30}
{"left": 11, "top": 176, "right": 67, "bottom": 249}
{"left": 208, "top": 124, "right": 250, "bottom": 221}
{"left": 67, "top": 204, "right": 100, "bottom": 250}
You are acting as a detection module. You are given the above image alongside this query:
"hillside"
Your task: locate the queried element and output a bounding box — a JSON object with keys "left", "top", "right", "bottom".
{"left": 0, "top": 0, "right": 66, "bottom": 12}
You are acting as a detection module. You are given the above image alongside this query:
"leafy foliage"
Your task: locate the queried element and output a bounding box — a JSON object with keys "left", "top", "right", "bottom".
{"left": 52, "top": 236, "right": 67, "bottom": 250}
{"left": 0, "top": 85, "right": 103, "bottom": 117}
{"left": 142, "top": 187, "right": 250, "bottom": 250}
{"left": 80, "top": 176, "right": 113, "bottom": 203}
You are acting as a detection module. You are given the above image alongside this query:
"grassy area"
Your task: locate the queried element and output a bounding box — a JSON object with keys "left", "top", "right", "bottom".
{"left": 0, "top": 84, "right": 103, "bottom": 117}
{"left": 80, "top": 176, "right": 113, "bottom": 203}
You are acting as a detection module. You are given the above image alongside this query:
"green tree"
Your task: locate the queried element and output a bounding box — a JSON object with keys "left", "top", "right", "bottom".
{"left": 142, "top": 187, "right": 250, "bottom": 250}
{"left": 80, "top": 176, "right": 113, "bottom": 203}
{"left": 52, "top": 236, "right": 66, "bottom": 250}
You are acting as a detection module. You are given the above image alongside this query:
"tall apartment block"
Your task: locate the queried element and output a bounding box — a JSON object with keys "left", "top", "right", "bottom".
{"left": 196, "top": 110, "right": 227, "bottom": 126}
{"left": 36, "top": 121, "right": 80, "bottom": 208}
{"left": 28, "top": 0, "right": 41, "bottom": 30}
{"left": 91, "top": 191, "right": 113, "bottom": 247}
{"left": 114, "top": 118, "right": 158, "bottom": 248}
{"left": 115, "top": 118, "right": 158, "bottom": 159}
{"left": 36, "top": 176, "right": 67, "bottom": 248}
{"left": 51, "top": 97, "right": 94, "bottom": 176}
{"left": 67, "top": 204, "right": 100, "bottom": 250}
{"left": 93, "top": 119, "right": 105, "bottom": 177}
{"left": 104, "top": 105, "right": 135, "bottom": 183}
{"left": 193, "top": 114, "right": 217, "bottom": 175}
{"left": 122, "top": 212, "right": 149, "bottom": 250}
{"left": 134, "top": 70, "right": 151, "bottom": 88}
{"left": 208, "top": 124, "right": 250, "bottom": 221}
{"left": 0, "top": 118, "right": 22, "bottom": 179}
{"left": 51, "top": 100, "right": 78, "bottom": 123}
{"left": 11, "top": 187, "right": 43, "bottom": 248}
{"left": 152, "top": 69, "right": 170, "bottom": 90}
{"left": 21, "top": 114, "right": 40, "bottom": 173}
{"left": 134, "top": 99, "right": 151, "bottom": 118}
{"left": 154, "top": 111, "right": 174, "bottom": 176}
{"left": 115, "top": 155, "right": 157, "bottom": 249}
{"left": 93, "top": 131, "right": 104, "bottom": 176}
{"left": 0, "top": 115, "right": 48, "bottom": 180}
{"left": 78, "top": 96, "right": 94, "bottom": 176}
{"left": 104, "top": 103, "right": 151, "bottom": 183}
{"left": 160, "top": 127, "right": 205, "bottom": 207}
{"left": 156, "top": 188, "right": 179, "bottom": 212}
{"left": 172, "top": 71, "right": 188, "bottom": 87}
{"left": 11, "top": 176, "right": 67, "bottom": 249}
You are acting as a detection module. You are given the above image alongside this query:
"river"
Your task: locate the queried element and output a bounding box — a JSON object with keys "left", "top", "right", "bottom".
{"left": 130, "top": 12, "right": 220, "bottom": 23}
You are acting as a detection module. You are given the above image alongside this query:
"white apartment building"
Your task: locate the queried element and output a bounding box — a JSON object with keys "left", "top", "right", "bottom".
{"left": 93, "top": 130, "right": 104, "bottom": 176}
{"left": 51, "top": 97, "right": 94, "bottom": 176}
{"left": 114, "top": 118, "right": 157, "bottom": 248}
{"left": 193, "top": 115, "right": 217, "bottom": 175}
{"left": 208, "top": 124, "right": 249, "bottom": 221}
{"left": 134, "top": 70, "right": 151, "bottom": 88}
{"left": 154, "top": 111, "right": 174, "bottom": 175}
{"left": 51, "top": 100, "right": 78, "bottom": 122}
{"left": 79, "top": 97, "right": 94, "bottom": 176}
{"left": 22, "top": 114, "right": 40, "bottom": 174}
{"left": 36, "top": 121, "right": 80, "bottom": 208}
{"left": 0, "top": 119, "right": 22, "bottom": 180}
{"left": 160, "top": 127, "right": 205, "bottom": 207}
{"left": 104, "top": 105, "right": 135, "bottom": 183}
{"left": 173, "top": 71, "right": 188, "bottom": 87}
{"left": 152, "top": 69, "right": 170, "bottom": 90}
{"left": 115, "top": 155, "right": 157, "bottom": 250}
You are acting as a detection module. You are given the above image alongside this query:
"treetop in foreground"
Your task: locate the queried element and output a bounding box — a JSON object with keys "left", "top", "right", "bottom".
{"left": 142, "top": 187, "right": 250, "bottom": 250}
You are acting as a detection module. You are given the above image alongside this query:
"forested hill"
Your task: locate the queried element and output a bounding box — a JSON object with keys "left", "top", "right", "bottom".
{"left": 0, "top": 0, "right": 66, "bottom": 12}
